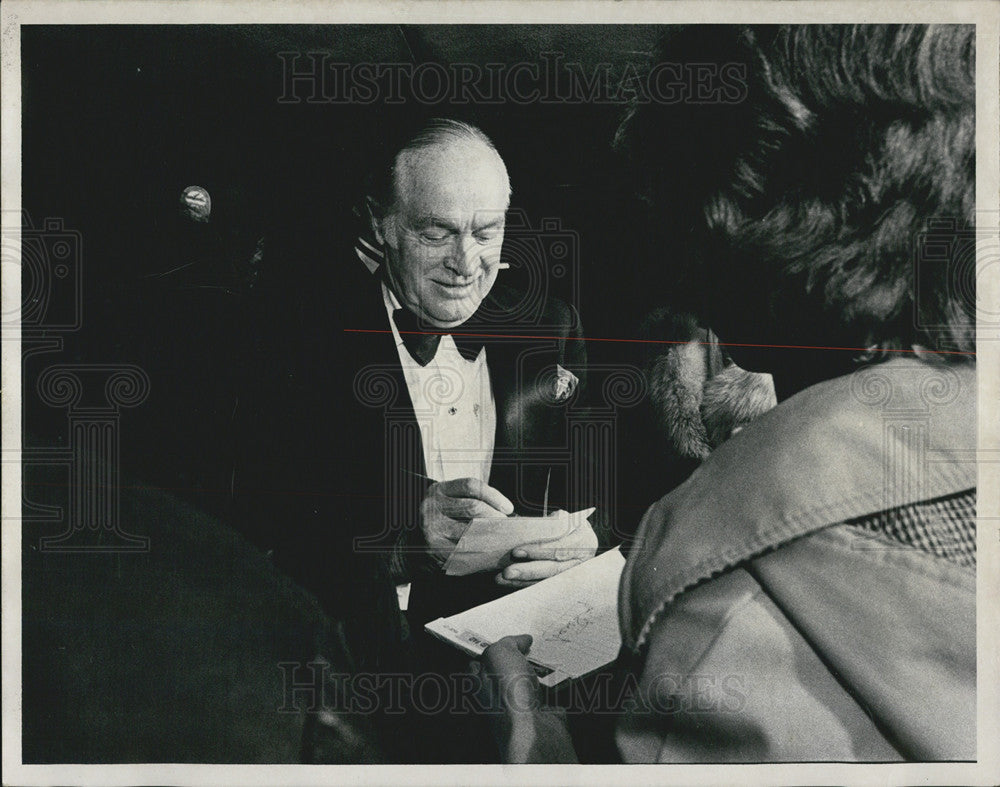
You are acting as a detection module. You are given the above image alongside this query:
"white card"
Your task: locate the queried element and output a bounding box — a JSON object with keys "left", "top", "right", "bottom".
{"left": 442, "top": 508, "right": 596, "bottom": 576}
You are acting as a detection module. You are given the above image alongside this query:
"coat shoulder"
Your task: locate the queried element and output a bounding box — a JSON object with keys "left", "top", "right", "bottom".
{"left": 486, "top": 283, "right": 577, "bottom": 334}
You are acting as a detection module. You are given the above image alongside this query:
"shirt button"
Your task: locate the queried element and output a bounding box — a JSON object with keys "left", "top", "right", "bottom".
{"left": 449, "top": 407, "right": 458, "bottom": 415}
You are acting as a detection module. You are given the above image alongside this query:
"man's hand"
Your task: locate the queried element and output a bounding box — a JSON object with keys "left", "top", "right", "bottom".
{"left": 421, "top": 477, "right": 514, "bottom": 564}
{"left": 496, "top": 514, "right": 598, "bottom": 588}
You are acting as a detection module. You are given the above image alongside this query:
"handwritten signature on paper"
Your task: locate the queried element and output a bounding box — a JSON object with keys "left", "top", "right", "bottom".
{"left": 542, "top": 601, "right": 595, "bottom": 644}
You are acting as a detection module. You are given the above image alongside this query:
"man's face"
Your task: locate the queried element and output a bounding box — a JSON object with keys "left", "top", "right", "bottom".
{"left": 375, "top": 141, "right": 510, "bottom": 328}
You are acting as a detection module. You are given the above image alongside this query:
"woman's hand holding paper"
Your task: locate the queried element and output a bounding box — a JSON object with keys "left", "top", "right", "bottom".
{"left": 477, "top": 635, "right": 578, "bottom": 763}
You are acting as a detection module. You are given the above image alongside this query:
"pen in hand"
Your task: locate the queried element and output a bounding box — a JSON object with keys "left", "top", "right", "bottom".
{"left": 403, "top": 469, "right": 515, "bottom": 518}
{"left": 542, "top": 468, "right": 551, "bottom": 518}
{"left": 402, "top": 468, "right": 436, "bottom": 483}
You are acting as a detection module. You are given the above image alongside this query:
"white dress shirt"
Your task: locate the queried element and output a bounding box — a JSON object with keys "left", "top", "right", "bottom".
{"left": 382, "top": 282, "right": 496, "bottom": 484}
{"left": 382, "top": 283, "right": 497, "bottom": 610}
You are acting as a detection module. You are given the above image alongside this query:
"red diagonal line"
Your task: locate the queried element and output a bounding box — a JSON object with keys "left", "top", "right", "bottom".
{"left": 343, "top": 328, "right": 976, "bottom": 357}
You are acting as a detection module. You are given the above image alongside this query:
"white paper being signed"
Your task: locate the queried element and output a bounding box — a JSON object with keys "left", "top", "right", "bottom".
{"left": 427, "top": 547, "right": 625, "bottom": 686}
{"left": 442, "top": 508, "right": 596, "bottom": 576}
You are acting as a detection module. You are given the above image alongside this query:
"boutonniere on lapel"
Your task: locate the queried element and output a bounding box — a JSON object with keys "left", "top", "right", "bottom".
{"left": 552, "top": 364, "right": 579, "bottom": 402}
{"left": 510, "top": 365, "right": 581, "bottom": 434}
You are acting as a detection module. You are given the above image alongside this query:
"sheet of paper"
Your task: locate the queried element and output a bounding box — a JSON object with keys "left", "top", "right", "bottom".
{"left": 427, "top": 547, "right": 625, "bottom": 686}
{"left": 442, "top": 508, "right": 596, "bottom": 576}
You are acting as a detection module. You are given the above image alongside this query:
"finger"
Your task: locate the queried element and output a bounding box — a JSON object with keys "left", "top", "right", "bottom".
{"left": 439, "top": 497, "right": 510, "bottom": 520}
{"left": 500, "top": 558, "right": 581, "bottom": 583}
{"left": 482, "top": 634, "right": 530, "bottom": 669}
{"left": 498, "top": 634, "right": 533, "bottom": 654}
{"left": 510, "top": 526, "right": 587, "bottom": 560}
{"left": 512, "top": 541, "right": 590, "bottom": 562}
{"left": 483, "top": 635, "right": 533, "bottom": 666}
{"left": 495, "top": 574, "right": 537, "bottom": 589}
{"left": 512, "top": 521, "right": 598, "bottom": 561}
{"left": 437, "top": 478, "right": 514, "bottom": 515}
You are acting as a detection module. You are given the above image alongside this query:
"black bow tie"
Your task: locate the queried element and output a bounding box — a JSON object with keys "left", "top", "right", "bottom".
{"left": 392, "top": 306, "right": 487, "bottom": 366}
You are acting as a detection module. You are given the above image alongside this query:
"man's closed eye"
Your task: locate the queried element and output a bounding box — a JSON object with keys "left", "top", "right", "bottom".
{"left": 420, "top": 230, "right": 452, "bottom": 244}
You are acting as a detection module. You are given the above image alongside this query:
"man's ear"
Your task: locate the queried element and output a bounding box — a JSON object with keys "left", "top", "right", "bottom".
{"left": 365, "top": 196, "right": 386, "bottom": 245}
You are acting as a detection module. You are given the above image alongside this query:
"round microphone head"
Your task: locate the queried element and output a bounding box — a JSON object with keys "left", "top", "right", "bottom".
{"left": 179, "top": 186, "right": 211, "bottom": 223}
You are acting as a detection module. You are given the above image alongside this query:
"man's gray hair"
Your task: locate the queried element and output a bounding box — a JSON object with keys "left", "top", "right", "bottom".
{"left": 367, "top": 117, "right": 510, "bottom": 214}
{"left": 402, "top": 117, "right": 500, "bottom": 157}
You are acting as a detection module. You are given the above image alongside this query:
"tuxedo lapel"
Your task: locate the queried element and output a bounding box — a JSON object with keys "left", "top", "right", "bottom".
{"left": 484, "top": 332, "right": 519, "bottom": 500}
{"left": 340, "top": 275, "right": 428, "bottom": 564}
{"left": 477, "top": 286, "right": 569, "bottom": 515}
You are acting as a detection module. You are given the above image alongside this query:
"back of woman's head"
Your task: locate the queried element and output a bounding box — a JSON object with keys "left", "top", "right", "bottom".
{"left": 622, "top": 25, "right": 976, "bottom": 360}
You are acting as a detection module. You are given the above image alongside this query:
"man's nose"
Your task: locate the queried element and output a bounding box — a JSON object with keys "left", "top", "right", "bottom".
{"left": 444, "top": 236, "right": 480, "bottom": 277}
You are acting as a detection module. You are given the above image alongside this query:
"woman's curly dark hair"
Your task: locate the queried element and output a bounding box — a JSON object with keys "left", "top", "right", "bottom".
{"left": 619, "top": 25, "right": 975, "bottom": 359}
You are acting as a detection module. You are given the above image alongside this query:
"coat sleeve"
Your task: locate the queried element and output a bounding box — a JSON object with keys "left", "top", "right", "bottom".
{"left": 615, "top": 566, "right": 903, "bottom": 762}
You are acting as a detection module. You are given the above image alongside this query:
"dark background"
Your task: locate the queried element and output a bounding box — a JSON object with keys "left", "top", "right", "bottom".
{"left": 19, "top": 23, "right": 748, "bottom": 763}
{"left": 21, "top": 24, "right": 739, "bottom": 521}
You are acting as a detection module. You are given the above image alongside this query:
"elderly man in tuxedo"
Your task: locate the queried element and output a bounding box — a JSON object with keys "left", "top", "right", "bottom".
{"left": 235, "top": 118, "right": 600, "bottom": 678}
{"left": 363, "top": 119, "right": 600, "bottom": 621}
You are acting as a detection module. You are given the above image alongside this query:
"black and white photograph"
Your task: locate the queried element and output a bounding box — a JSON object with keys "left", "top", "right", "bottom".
{"left": 2, "top": 2, "right": 998, "bottom": 784}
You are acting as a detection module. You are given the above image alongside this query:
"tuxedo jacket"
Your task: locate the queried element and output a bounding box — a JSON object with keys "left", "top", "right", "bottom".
{"left": 234, "top": 255, "right": 599, "bottom": 666}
